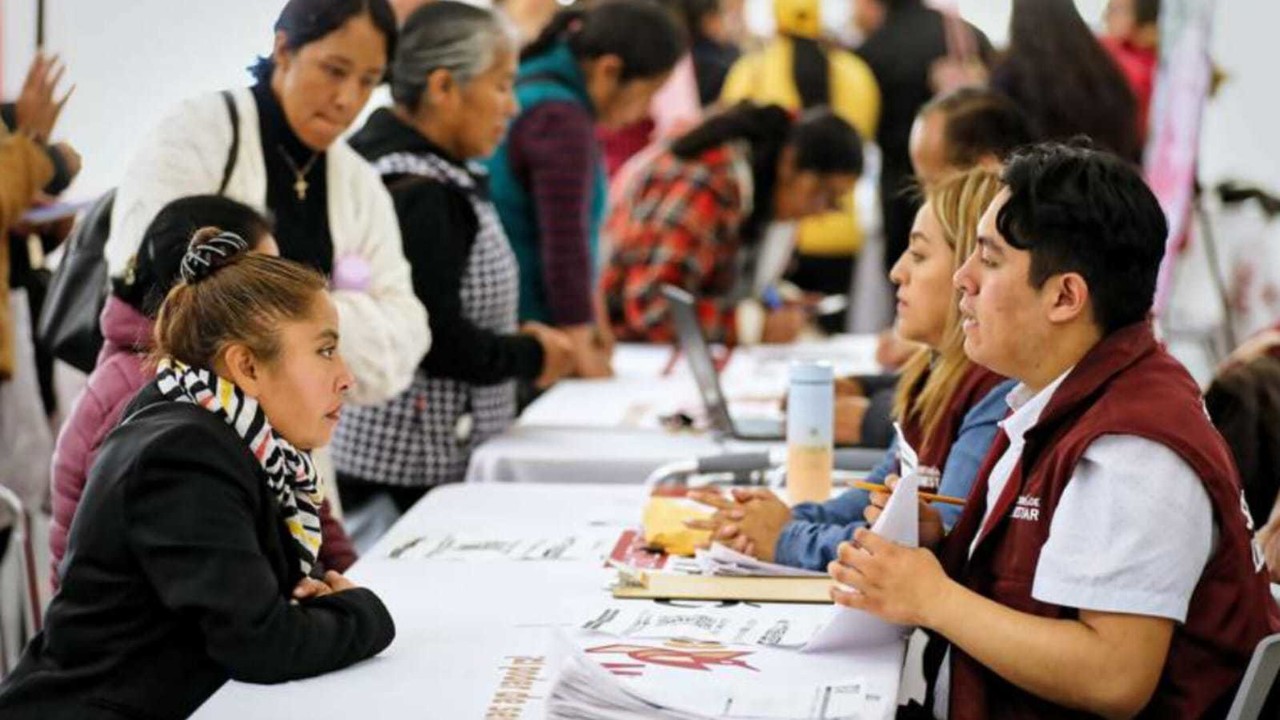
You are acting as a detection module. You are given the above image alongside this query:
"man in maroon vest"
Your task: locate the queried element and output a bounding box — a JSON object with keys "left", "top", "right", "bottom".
{"left": 829, "top": 142, "right": 1280, "bottom": 719}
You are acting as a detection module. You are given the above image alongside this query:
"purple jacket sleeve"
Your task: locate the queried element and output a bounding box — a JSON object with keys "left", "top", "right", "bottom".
{"left": 509, "top": 101, "right": 598, "bottom": 326}
{"left": 50, "top": 359, "right": 141, "bottom": 589}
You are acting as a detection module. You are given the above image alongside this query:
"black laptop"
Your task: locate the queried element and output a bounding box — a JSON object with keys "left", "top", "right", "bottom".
{"left": 662, "top": 285, "right": 786, "bottom": 441}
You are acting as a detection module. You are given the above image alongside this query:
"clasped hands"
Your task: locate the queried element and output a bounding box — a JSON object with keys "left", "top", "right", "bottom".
{"left": 689, "top": 475, "right": 957, "bottom": 628}
{"left": 685, "top": 487, "right": 793, "bottom": 562}
{"left": 291, "top": 570, "right": 359, "bottom": 604}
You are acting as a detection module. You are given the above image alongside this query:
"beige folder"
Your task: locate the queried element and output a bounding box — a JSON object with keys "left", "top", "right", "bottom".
{"left": 611, "top": 572, "right": 835, "bottom": 604}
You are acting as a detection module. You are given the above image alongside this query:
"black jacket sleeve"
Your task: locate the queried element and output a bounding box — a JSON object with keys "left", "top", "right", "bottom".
{"left": 391, "top": 178, "right": 544, "bottom": 384}
{"left": 854, "top": 373, "right": 900, "bottom": 397}
{"left": 849, "top": 373, "right": 899, "bottom": 448}
{"left": 123, "top": 423, "right": 395, "bottom": 684}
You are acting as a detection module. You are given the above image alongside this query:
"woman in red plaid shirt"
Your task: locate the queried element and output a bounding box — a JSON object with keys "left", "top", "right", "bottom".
{"left": 600, "top": 103, "right": 863, "bottom": 344}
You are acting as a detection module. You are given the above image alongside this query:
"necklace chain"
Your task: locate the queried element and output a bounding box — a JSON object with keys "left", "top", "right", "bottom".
{"left": 277, "top": 145, "right": 320, "bottom": 201}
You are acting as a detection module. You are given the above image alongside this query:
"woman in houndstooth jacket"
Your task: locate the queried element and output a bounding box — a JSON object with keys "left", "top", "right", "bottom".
{"left": 334, "top": 2, "right": 575, "bottom": 512}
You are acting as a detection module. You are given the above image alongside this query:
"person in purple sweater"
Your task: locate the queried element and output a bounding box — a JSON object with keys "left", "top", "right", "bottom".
{"left": 486, "top": 0, "right": 686, "bottom": 379}
{"left": 49, "top": 195, "right": 358, "bottom": 589}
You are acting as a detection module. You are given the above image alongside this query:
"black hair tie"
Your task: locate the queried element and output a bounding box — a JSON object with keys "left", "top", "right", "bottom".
{"left": 180, "top": 231, "right": 249, "bottom": 284}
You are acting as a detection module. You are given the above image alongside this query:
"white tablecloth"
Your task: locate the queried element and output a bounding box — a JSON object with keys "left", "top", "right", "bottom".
{"left": 195, "top": 483, "right": 907, "bottom": 719}
{"left": 464, "top": 426, "right": 751, "bottom": 484}
{"left": 517, "top": 338, "right": 881, "bottom": 431}
{"left": 466, "top": 337, "right": 883, "bottom": 484}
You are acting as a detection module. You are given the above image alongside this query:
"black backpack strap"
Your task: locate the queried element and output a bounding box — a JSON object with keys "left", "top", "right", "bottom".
{"left": 218, "top": 90, "right": 240, "bottom": 195}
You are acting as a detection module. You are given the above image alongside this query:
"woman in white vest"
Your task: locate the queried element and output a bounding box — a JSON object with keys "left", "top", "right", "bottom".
{"left": 105, "top": 0, "right": 428, "bottom": 406}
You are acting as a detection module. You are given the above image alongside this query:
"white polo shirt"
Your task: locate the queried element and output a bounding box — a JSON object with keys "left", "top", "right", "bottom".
{"left": 933, "top": 372, "right": 1216, "bottom": 718}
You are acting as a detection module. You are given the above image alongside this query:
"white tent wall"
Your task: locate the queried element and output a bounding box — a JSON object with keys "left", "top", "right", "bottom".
{"left": 0, "top": 0, "right": 1274, "bottom": 379}
{"left": 3, "top": 0, "right": 287, "bottom": 200}
{"left": 1190, "top": 0, "right": 1280, "bottom": 348}
{"left": 953, "top": 0, "right": 1280, "bottom": 204}
{"left": 1151, "top": 0, "right": 1280, "bottom": 381}
{"left": 1199, "top": 0, "right": 1280, "bottom": 195}
{"left": 0, "top": 0, "right": 1267, "bottom": 201}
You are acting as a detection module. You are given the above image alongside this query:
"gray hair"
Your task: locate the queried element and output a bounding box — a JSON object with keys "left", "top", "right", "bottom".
{"left": 391, "top": 1, "right": 518, "bottom": 110}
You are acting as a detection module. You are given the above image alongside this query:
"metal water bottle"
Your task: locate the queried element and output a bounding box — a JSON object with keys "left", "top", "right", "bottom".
{"left": 785, "top": 361, "right": 834, "bottom": 504}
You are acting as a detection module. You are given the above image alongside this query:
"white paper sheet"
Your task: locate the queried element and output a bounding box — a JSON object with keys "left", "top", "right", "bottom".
{"left": 696, "top": 542, "right": 829, "bottom": 578}
{"left": 801, "top": 472, "right": 919, "bottom": 652}
{"left": 865, "top": 469, "right": 919, "bottom": 550}
{"left": 581, "top": 605, "right": 831, "bottom": 648}
{"left": 20, "top": 199, "right": 94, "bottom": 225}
{"left": 893, "top": 422, "right": 918, "bottom": 479}
{"left": 384, "top": 530, "right": 616, "bottom": 562}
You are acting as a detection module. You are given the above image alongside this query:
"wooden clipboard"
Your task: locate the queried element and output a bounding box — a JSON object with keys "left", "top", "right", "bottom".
{"left": 612, "top": 572, "right": 834, "bottom": 604}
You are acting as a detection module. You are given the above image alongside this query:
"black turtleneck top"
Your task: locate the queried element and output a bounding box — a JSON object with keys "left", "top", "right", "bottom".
{"left": 251, "top": 82, "right": 333, "bottom": 275}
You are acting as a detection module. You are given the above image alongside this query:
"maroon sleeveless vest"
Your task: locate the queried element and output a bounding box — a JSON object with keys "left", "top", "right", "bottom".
{"left": 928, "top": 321, "right": 1280, "bottom": 719}
{"left": 899, "top": 362, "right": 1006, "bottom": 490}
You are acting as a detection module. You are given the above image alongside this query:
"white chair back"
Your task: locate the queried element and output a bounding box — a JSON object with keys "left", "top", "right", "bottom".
{"left": 0, "top": 484, "right": 41, "bottom": 677}
{"left": 1226, "top": 632, "right": 1280, "bottom": 720}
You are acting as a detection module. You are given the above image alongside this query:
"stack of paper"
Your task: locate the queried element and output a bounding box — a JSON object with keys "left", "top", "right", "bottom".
{"left": 547, "top": 631, "right": 897, "bottom": 720}
{"left": 580, "top": 604, "right": 831, "bottom": 649}
{"left": 695, "top": 543, "right": 828, "bottom": 578}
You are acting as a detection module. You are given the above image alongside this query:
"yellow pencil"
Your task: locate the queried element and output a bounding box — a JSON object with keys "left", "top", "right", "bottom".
{"left": 850, "top": 480, "right": 967, "bottom": 506}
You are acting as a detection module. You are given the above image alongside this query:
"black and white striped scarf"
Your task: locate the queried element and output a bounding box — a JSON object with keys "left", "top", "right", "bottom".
{"left": 155, "top": 358, "right": 324, "bottom": 575}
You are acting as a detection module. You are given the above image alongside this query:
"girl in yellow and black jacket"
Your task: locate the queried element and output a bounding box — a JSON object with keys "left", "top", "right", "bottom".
{"left": 720, "top": 0, "right": 880, "bottom": 313}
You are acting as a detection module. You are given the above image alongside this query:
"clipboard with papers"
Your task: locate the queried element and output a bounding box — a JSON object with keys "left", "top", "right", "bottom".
{"left": 611, "top": 569, "right": 836, "bottom": 604}
{"left": 610, "top": 541, "right": 834, "bottom": 603}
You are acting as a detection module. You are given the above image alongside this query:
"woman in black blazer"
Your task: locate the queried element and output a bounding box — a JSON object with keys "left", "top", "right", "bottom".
{"left": 0, "top": 229, "right": 394, "bottom": 719}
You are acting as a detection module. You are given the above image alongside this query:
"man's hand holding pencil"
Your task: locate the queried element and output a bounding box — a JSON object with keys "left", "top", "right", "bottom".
{"left": 827, "top": 473, "right": 957, "bottom": 621}
{"left": 862, "top": 474, "right": 948, "bottom": 551}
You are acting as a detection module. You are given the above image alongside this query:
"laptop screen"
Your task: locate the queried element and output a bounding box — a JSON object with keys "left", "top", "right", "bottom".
{"left": 661, "top": 285, "right": 736, "bottom": 434}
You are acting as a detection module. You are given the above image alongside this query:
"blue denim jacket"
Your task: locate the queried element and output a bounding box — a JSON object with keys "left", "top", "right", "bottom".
{"left": 773, "top": 379, "right": 1016, "bottom": 570}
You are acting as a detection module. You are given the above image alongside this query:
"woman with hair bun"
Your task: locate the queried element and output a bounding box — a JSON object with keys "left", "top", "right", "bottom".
{"left": 49, "top": 195, "right": 359, "bottom": 590}
{"left": 0, "top": 230, "right": 394, "bottom": 719}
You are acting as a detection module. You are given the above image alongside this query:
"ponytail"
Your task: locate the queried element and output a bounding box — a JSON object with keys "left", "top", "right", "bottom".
{"left": 520, "top": 9, "right": 588, "bottom": 62}
{"left": 673, "top": 103, "right": 793, "bottom": 242}
{"left": 772, "top": 0, "right": 827, "bottom": 107}
{"left": 521, "top": 0, "right": 685, "bottom": 81}
{"left": 671, "top": 102, "right": 792, "bottom": 159}
{"left": 671, "top": 103, "right": 862, "bottom": 242}
{"left": 789, "top": 36, "right": 829, "bottom": 108}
